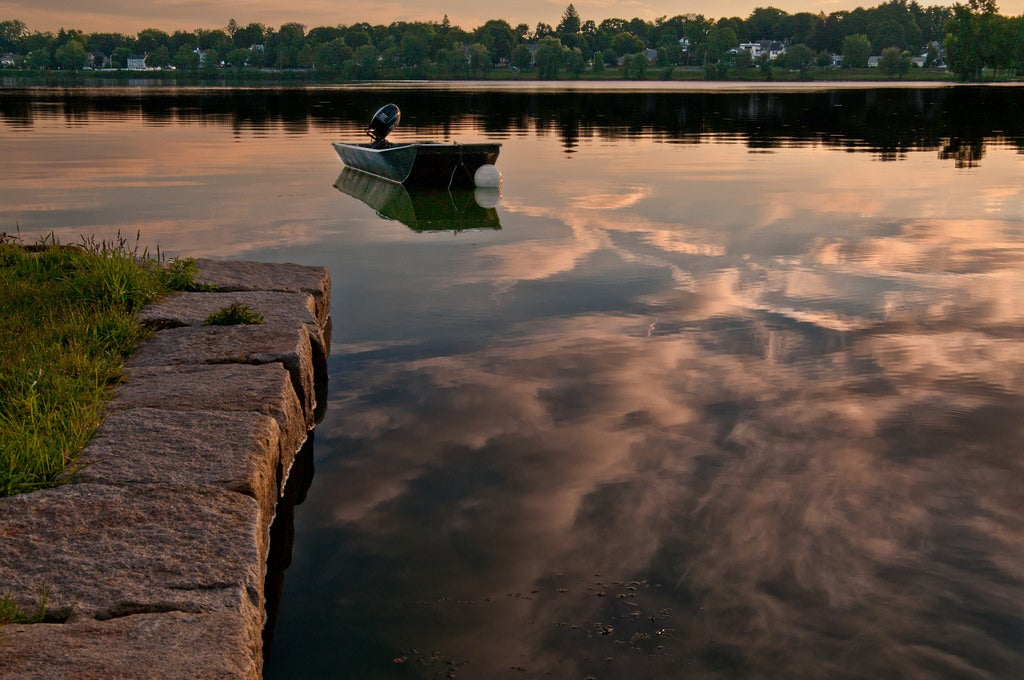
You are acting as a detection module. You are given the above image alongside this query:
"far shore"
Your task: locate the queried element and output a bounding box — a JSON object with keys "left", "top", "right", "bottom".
{"left": 6, "top": 65, "right": 1019, "bottom": 90}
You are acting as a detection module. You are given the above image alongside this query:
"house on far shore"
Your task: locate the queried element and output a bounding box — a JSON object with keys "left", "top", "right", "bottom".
{"left": 739, "top": 40, "right": 787, "bottom": 61}
{"left": 1, "top": 52, "right": 20, "bottom": 67}
{"left": 126, "top": 55, "right": 147, "bottom": 70}
{"left": 867, "top": 56, "right": 882, "bottom": 68}
{"left": 87, "top": 52, "right": 111, "bottom": 69}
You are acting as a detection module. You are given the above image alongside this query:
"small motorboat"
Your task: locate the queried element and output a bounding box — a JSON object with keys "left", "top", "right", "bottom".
{"left": 332, "top": 104, "right": 501, "bottom": 189}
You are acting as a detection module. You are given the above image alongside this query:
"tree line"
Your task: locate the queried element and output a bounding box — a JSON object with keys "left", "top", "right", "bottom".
{"left": 1, "top": 1, "right": 1021, "bottom": 81}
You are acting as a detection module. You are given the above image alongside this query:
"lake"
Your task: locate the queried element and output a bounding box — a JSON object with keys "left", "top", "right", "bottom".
{"left": 2, "top": 82, "right": 1023, "bottom": 679}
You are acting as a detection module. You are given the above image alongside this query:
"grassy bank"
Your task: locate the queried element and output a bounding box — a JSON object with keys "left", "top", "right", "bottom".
{"left": 0, "top": 234, "right": 199, "bottom": 497}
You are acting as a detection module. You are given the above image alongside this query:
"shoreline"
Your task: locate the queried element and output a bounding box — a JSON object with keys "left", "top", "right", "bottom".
{"left": 0, "top": 258, "right": 331, "bottom": 679}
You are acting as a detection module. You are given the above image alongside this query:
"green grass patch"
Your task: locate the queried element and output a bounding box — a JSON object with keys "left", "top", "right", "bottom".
{"left": 0, "top": 233, "right": 202, "bottom": 497}
{"left": 0, "top": 585, "right": 52, "bottom": 626}
{"left": 204, "top": 302, "right": 264, "bottom": 326}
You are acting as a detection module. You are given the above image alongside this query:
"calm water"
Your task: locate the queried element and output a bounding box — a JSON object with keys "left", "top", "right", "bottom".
{"left": 2, "top": 83, "right": 1023, "bottom": 679}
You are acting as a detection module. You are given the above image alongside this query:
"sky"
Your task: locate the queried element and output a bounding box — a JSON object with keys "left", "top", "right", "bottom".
{"left": 2, "top": 0, "right": 1024, "bottom": 36}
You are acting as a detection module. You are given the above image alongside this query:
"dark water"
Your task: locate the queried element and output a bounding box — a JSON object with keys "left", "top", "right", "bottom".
{"left": 2, "top": 84, "right": 1023, "bottom": 679}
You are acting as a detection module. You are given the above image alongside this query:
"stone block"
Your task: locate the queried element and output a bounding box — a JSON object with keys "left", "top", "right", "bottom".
{"left": 0, "top": 611, "right": 261, "bottom": 679}
{"left": 0, "top": 484, "right": 263, "bottom": 624}
{"left": 109, "top": 364, "right": 307, "bottom": 473}
{"left": 137, "top": 290, "right": 327, "bottom": 372}
{"left": 126, "top": 325, "right": 319, "bottom": 427}
{"left": 74, "top": 408, "right": 283, "bottom": 551}
{"left": 193, "top": 259, "right": 331, "bottom": 329}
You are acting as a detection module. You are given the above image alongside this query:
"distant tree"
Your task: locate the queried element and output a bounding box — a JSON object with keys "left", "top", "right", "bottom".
{"left": 610, "top": 31, "right": 644, "bottom": 57}
{"left": 474, "top": 19, "right": 516, "bottom": 65}
{"left": 26, "top": 49, "right": 52, "bottom": 70}
{"left": 535, "top": 22, "right": 554, "bottom": 39}
{"left": 435, "top": 46, "right": 462, "bottom": 77}
{"left": 558, "top": 4, "right": 582, "bottom": 36}
{"left": 85, "top": 31, "right": 126, "bottom": 57}
{"left": 747, "top": 6, "right": 787, "bottom": 40}
{"left": 944, "top": 3, "right": 985, "bottom": 80}
{"left": 196, "top": 29, "right": 231, "bottom": 52}
{"left": 167, "top": 30, "right": 195, "bottom": 53}
{"left": 621, "top": 53, "right": 635, "bottom": 78}
{"left": 0, "top": 19, "right": 27, "bottom": 52}
{"left": 173, "top": 44, "right": 199, "bottom": 70}
{"left": 879, "top": 45, "right": 912, "bottom": 78}
{"left": 625, "top": 18, "right": 652, "bottom": 44}
{"left": 591, "top": 51, "right": 605, "bottom": 73}
{"left": 233, "top": 22, "right": 268, "bottom": 49}
{"left": 512, "top": 44, "right": 532, "bottom": 70}
{"left": 782, "top": 43, "right": 816, "bottom": 77}
{"left": 920, "top": 5, "right": 953, "bottom": 46}
{"left": 705, "top": 25, "right": 738, "bottom": 63}
{"left": 269, "top": 22, "right": 306, "bottom": 68}
{"left": 351, "top": 44, "right": 378, "bottom": 78}
{"left": 842, "top": 33, "right": 872, "bottom": 68}
{"left": 866, "top": 0, "right": 923, "bottom": 52}
{"left": 400, "top": 24, "right": 433, "bottom": 74}
{"left": 779, "top": 12, "right": 821, "bottom": 45}
{"left": 202, "top": 48, "right": 221, "bottom": 72}
{"left": 111, "top": 46, "right": 130, "bottom": 68}
{"left": 534, "top": 35, "right": 564, "bottom": 78}
{"left": 468, "top": 42, "right": 491, "bottom": 75}
{"left": 227, "top": 47, "right": 252, "bottom": 69}
{"left": 565, "top": 46, "right": 585, "bottom": 78}
{"left": 557, "top": 4, "right": 583, "bottom": 46}
{"left": 809, "top": 12, "right": 847, "bottom": 53}
{"left": 344, "top": 30, "right": 371, "bottom": 50}
{"left": 734, "top": 47, "right": 753, "bottom": 71}
{"left": 145, "top": 46, "right": 170, "bottom": 68}
{"left": 623, "top": 51, "right": 648, "bottom": 79}
{"left": 136, "top": 28, "right": 169, "bottom": 54}
{"left": 310, "top": 27, "right": 343, "bottom": 46}
{"left": 54, "top": 39, "right": 87, "bottom": 69}
{"left": 19, "top": 31, "right": 55, "bottom": 57}
{"left": 600, "top": 18, "right": 627, "bottom": 34}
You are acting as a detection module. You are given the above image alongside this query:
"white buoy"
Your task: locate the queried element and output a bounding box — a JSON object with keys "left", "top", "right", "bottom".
{"left": 474, "top": 187, "right": 501, "bottom": 209}
{"left": 474, "top": 164, "right": 501, "bottom": 188}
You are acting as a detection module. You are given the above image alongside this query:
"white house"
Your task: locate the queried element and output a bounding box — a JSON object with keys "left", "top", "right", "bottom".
{"left": 739, "top": 40, "right": 787, "bottom": 61}
{"left": 126, "top": 55, "right": 147, "bottom": 70}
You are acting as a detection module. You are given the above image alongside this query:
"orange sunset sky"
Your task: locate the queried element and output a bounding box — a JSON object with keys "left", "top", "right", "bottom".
{"left": 2, "top": 1, "right": 1023, "bottom": 35}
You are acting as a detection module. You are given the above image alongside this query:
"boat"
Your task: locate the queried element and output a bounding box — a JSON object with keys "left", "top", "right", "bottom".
{"left": 332, "top": 141, "right": 501, "bottom": 189}
{"left": 334, "top": 168, "right": 501, "bottom": 233}
{"left": 332, "top": 104, "right": 501, "bottom": 189}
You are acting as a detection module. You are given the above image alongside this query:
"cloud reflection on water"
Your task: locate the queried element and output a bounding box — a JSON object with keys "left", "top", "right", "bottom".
{"left": 298, "top": 138, "right": 1023, "bottom": 676}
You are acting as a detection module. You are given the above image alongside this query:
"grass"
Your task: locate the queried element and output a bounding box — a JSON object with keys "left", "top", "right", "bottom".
{"left": 204, "top": 302, "right": 264, "bottom": 326}
{"left": 0, "top": 585, "right": 53, "bottom": 626}
{"left": 0, "top": 232, "right": 204, "bottom": 497}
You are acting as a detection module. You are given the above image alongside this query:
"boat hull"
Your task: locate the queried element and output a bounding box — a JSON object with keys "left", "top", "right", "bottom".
{"left": 332, "top": 142, "right": 500, "bottom": 188}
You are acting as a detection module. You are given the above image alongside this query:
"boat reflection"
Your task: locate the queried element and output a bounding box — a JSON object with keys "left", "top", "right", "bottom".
{"left": 334, "top": 167, "right": 501, "bottom": 233}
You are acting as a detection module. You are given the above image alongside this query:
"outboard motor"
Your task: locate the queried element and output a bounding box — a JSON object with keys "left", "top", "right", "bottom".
{"left": 367, "top": 103, "right": 400, "bottom": 148}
